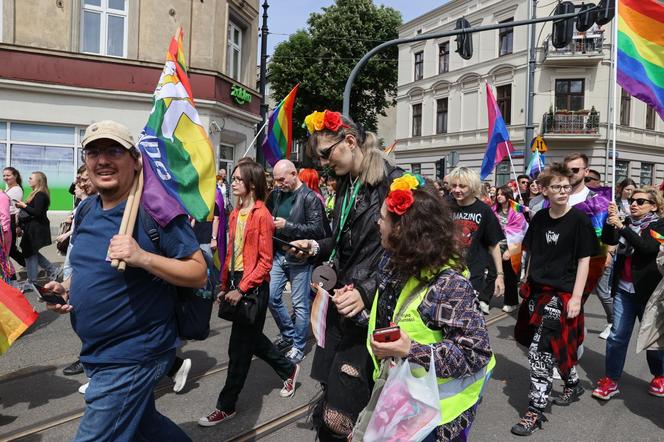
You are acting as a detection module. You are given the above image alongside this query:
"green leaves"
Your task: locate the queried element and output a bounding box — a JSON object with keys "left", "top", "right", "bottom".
{"left": 268, "top": 0, "right": 401, "bottom": 145}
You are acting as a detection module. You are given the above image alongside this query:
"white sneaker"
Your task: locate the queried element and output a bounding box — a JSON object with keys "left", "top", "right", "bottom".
{"left": 599, "top": 324, "right": 612, "bottom": 340}
{"left": 78, "top": 381, "right": 89, "bottom": 394}
{"left": 552, "top": 367, "right": 562, "bottom": 380}
{"left": 502, "top": 305, "right": 517, "bottom": 313}
{"left": 479, "top": 301, "right": 490, "bottom": 315}
{"left": 173, "top": 358, "right": 191, "bottom": 393}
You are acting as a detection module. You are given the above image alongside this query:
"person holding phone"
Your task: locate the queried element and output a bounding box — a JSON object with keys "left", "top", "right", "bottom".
{"left": 287, "top": 110, "right": 402, "bottom": 441}
{"left": 367, "top": 178, "right": 494, "bottom": 442}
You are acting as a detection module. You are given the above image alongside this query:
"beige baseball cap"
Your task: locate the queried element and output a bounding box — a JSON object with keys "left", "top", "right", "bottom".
{"left": 81, "top": 120, "right": 136, "bottom": 150}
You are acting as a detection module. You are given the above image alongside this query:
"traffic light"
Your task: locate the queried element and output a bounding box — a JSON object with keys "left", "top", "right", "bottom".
{"left": 455, "top": 18, "right": 473, "bottom": 60}
{"left": 576, "top": 3, "right": 597, "bottom": 32}
{"left": 435, "top": 158, "right": 446, "bottom": 180}
{"left": 595, "top": 0, "right": 615, "bottom": 26}
{"left": 552, "top": 1, "right": 576, "bottom": 49}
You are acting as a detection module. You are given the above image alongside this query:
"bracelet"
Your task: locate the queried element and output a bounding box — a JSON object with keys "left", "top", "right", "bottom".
{"left": 496, "top": 272, "right": 504, "bottom": 276}
{"left": 310, "top": 240, "right": 320, "bottom": 256}
{"left": 211, "top": 236, "right": 217, "bottom": 240}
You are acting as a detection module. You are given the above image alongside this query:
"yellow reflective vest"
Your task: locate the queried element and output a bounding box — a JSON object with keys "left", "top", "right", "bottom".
{"left": 367, "top": 274, "right": 496, "bottom": 425}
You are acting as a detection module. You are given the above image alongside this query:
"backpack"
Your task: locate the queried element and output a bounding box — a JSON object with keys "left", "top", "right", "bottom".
{"left": 73, "top": 196, "right": 215, "bottom": 340}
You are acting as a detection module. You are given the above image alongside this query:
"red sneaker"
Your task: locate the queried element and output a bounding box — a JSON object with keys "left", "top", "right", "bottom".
{"left": 592, "top": 377, "right": 619, "bottom": 401}
{"left": 648, "top": 376, "right": 664, "bottom": 397}
{"left": 280, "top": 364, "right": 300, "bottom": 398}
{"left": 198, "top": 409, "right": 236, "bottom": 427}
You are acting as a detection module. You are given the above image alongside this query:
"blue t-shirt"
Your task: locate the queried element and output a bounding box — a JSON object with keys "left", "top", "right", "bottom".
{"left": 69, "top": 197, "right": 199, "bottom": 364}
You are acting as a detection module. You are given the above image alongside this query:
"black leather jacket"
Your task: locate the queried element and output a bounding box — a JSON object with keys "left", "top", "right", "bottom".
{"left": 267, "top": 184, "right": 330, "bottom": 254}
{"left": 316, "top": 161, "right": 403, "bottom": 308}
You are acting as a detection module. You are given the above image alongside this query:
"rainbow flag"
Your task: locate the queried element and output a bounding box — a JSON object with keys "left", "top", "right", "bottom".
{"left": 261, "top": 84, "right": 299, "bottom": 167}
{"left": 0, "top": 280, "right": 38, "bottom": 355}
{"left": 509, "top": 199, "right": 529, "bottom": 214}
{"left": 650, "top": 229, "right": 664, "bottom": 244}
{"left": 310, "top": 286, "right": 330, "bottom": 348}
{"left": 618, "top": 0, "right": 664, "bottom": 121}
{"left": 138, "top": 27, "right": 216, "bottom": 227}
{"left": 480, "top": 82, "right": 514, "bottom": 180}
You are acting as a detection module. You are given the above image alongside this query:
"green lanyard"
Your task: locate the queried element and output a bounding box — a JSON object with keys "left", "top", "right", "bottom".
{"left": 329, "top": 179, "right": 361, "bottom": 262}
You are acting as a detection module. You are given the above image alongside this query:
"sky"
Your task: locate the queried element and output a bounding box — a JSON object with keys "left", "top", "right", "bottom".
{"left": 264, "top": 0, "right": 447, "bottom": 56}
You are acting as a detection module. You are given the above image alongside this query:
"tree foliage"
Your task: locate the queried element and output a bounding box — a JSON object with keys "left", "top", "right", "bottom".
{"left": 268, "top": 0, "right": 402, "bottom": 142}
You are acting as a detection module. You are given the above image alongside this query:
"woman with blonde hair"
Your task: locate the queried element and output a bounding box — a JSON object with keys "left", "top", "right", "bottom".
{"left": 593, "top": 186, "right": 664, "bottom": 400}
{"left": 15, "top": 171, "right": 59, "bottom": 283}
{"left": 289, "top": 110, "right": 402, "bottom": 440}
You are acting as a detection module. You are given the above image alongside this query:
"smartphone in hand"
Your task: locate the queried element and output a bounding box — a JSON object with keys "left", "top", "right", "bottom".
{"left": 372, "top": 326, "right": 401, "bottom": 343}
{"left": 34, "top": 284, "right": 67, "bottom": 305}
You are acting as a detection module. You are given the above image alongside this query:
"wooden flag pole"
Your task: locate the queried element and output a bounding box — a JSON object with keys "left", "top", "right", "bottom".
{"left": 111, "top": 167, "right": 143, "bottom": 270}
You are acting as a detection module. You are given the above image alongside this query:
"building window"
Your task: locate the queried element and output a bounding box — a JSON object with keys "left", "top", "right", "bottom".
{"left": 412, "top": 103, "right": 422, "bottom": 137}
{"left": 227, "top": 20, "right": 243, "bottom": 81}
{"left": 496, "top": 159, "right": 510, "bottom": 186}
{"left": 496, "top": 85, "right": 512, "bottom": 125}
{"left": 411, "top": 163, "right": 421, "bottom": 175}
{"left": 438, "top": 42, "right": 449, "bottom": 74}
{"left": 640, "top": 163, "right": 654, "bottom": 185}
{"left": 414, "top": 51, "right": 424, "bottom": 81}
{"left": 3, "top": 122, "right": 78, "bottom": 211}
{"left": 620, "top": 89, "right": 631, "bottom": 126}
{"left": 81, "top": 0, "right": 127, "bottom": 57}
{"left": 616, "top": 160, "right": 629, "bottom": 183}
{"left": 555, "top": 79, "right": 585, "bottom": 111}
{"left": 436, "top": 98, "right": 448, "bottom": 134}
{"left": 646, "top": 105, "right": 656, "bottom": 130}
{"left": 499, "top": 18, "right": 514, "bottom": 56}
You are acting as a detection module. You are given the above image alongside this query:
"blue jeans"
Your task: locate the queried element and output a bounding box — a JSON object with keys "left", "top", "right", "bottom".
{"left": 75, "top": 349, "right": 190, "bottom": 442}
{"left": 25, "top": 252, "right": 58, "bottom": 283}
{"left": 268, "top": 251, "right": 312, "bottom": 352}
{"left": 605, "top": 290, "right": 664, "bottom": 380}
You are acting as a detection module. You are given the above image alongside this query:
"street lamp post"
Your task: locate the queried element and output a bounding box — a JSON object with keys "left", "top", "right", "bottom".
{"left": 256, "top": 0, "right": 269, "bottom": 166}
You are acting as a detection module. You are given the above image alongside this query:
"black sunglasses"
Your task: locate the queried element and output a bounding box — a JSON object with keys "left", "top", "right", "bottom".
{"left": 570, "top": 167, "right": 585, "bottom": 174}
{"left": 584, "top": 176, "right": 600, "bottom": 183}
{"left": 628, "top": 197, "right": 655, "bottom": 206}
{"left": 318, "top": 137, "right": 345, "bottom": 160}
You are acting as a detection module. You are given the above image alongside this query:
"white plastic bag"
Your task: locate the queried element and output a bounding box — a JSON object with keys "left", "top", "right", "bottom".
{"left": 364, "top": 350, "right": 441, "bottom": 442}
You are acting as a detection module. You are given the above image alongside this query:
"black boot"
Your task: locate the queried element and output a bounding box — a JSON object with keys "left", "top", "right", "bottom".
{"left": 553, "top": 383, "right": 584, "bottom": 406}
{"left": 511, "top": 408, "right": 548, "bottom": 436}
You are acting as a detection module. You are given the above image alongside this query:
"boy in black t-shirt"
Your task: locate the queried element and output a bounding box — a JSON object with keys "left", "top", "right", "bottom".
{"left": 449, "top": 167, "right": 505, "bottom": 312}
{"left": 512, "top": 163, "right": 599, "bottom": 436}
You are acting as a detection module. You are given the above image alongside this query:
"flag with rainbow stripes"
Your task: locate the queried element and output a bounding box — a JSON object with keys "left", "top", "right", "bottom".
{"left": 138, "top": 27, "right": 216, "bottom": 227}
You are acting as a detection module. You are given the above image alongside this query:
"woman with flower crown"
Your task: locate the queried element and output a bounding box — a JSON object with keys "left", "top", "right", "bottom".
{"left": 288, "top": 110, "right": 402, "bottom": 440}
{"left": 365, "top": 178, "right": 494, "bottom": 442}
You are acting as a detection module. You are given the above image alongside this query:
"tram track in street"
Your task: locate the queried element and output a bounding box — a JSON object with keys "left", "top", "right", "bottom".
{"left": 1, "top": 311, "right": 511, "bottom": 441}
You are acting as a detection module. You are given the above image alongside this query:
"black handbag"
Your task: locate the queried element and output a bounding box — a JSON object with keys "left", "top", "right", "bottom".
{"left": 217, "top": 231, "right": 260, "bottom": 325}
{"left": 17, "top": 209, "right": 32, "bottom": 224}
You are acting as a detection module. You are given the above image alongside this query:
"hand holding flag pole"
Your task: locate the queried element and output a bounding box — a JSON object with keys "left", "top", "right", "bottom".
{"left": 111, "top": 166, "right": 144, "bottom": 272}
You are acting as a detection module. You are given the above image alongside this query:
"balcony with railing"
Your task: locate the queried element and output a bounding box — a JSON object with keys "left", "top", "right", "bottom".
{"left": 543, "top": 30, "right": 605, "bottom": 65}
{"left": 542, "top": 110, "right": 601, "bottom": 139}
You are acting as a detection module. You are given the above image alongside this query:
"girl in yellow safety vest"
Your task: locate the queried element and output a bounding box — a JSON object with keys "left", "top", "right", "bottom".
{"left": 369, "top": 176, "right": 495, "bottom": 442}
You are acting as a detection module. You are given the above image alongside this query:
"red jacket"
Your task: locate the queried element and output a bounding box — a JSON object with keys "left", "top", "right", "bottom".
{"left": 221, "top": 200, "right": 274, "bottom": 293}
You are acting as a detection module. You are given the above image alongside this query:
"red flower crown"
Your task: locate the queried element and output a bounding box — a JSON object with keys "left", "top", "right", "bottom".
{"left": 385, "top": 173, "right": 425, "bottom": 215}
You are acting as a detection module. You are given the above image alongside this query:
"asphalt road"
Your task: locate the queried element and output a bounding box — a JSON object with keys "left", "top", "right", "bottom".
{"left": 0, "top": 247, "right": 662, "bottom": 441}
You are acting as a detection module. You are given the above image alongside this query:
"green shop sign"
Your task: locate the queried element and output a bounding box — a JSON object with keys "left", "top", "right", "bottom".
{"left": 231, "top": 85, "right": 252, "bottom": 105}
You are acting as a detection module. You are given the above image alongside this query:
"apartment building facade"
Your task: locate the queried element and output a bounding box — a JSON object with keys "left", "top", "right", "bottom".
{"left": 0, "top": 0, "right": 260, "bottom": 210}
{"left": 393, "top": 0, "right": 664, "bottom": 187}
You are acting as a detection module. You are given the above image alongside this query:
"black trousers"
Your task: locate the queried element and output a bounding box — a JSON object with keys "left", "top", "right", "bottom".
{"left": 479, "top": 258, "right": 519, "bottom": 306}
{"left": 216, "top": 278, "right": 294, "bottom": 412}
{"left": 9, "top": 217, "right": 24, "bottom": 267}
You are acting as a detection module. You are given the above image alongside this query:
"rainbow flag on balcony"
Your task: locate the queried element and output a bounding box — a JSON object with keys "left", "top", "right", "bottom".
{"left": 138, "top": 27, "right": 216, "bottom": 227}
{"left": 261, "top": 84, "right": 299, "bottom": 167}
{"left": 617, "top": 0, "right": 664, "bottom": 121}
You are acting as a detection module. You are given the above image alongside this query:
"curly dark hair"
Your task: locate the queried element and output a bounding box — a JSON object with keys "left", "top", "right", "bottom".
{"left": 384, "top": 181, "right": 464, "bottom": 276}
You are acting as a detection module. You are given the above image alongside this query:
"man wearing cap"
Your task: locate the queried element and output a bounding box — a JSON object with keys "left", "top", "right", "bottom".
{"left": 45, "top": 120, "right": 205, "bottom": 441}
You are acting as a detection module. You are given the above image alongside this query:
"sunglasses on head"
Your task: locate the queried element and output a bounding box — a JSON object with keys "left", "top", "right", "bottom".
{"left": 628, "top": 197, "right": 655, "bottom": 206}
